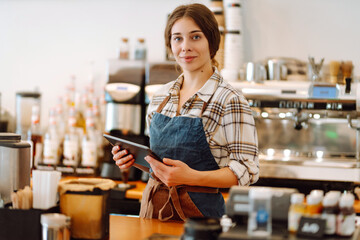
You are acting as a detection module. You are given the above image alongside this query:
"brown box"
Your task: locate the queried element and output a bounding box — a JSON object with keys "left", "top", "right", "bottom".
{"left": 58, "top": 178, "right": 116, "bottom": 240}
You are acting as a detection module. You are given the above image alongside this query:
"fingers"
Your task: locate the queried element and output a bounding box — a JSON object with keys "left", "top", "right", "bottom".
{"left": 115, "top": 153, "right": 134, "bottom": 168}
{"left": 111, "top": 145, "right": 120, "bottom": 155}
{"left": 162, "top": 158, "right": 177, "bottom": 166}
{"left": 112, "top": 148, "right": 128, "bottom": 161}
{"left": 116, "top": 158, "right": 135, "bottom": 169}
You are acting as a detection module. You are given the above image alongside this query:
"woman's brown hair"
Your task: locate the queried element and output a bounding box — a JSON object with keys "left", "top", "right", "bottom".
{"left": 165, "top": 3, "right": 220, "bottom": 66}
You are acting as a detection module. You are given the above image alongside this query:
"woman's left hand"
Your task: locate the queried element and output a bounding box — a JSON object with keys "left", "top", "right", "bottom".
{"left": 145, "top": 156, "right": 196, "bottom": 187}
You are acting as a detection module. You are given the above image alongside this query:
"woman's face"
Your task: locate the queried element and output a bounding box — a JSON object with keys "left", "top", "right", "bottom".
{"left": 170, "top": 17, "right": 211, "bottom": 73}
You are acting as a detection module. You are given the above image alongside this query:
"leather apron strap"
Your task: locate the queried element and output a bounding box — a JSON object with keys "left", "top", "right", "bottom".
{"left": 140, "top": 177, "right": 219, "bottom": 221}
{"left": 156, "top": 94, "right": 171, "bottom": 113}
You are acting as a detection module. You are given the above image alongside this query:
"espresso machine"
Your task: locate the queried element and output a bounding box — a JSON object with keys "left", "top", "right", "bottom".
{"left": 101, "top": 59, "right": 146, "bottom": 180}
{"left": 230, "top": 79, "right": 360, "bottom": 194}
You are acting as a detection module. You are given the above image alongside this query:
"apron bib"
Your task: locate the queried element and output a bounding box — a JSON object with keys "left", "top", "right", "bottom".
{"left": 140, "top": 94, "right": 225, "bottom": 221}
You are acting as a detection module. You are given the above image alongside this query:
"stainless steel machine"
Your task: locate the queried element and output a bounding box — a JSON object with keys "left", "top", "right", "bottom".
{"left": 0, "top": 133, "right": 31, "bottom": 205}
{"left": 230, "top": 79, "right": 360, "bottom": 193}
{"left": 105, "top": 59, "right": 146, "bottom": 138}
{"left": 102, "top": 59, "right": 147, "bottom": 180}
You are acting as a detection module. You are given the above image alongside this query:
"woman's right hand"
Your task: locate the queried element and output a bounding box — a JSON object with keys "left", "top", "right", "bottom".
{"left": 111, "top": 145, "right": 135, "bottom": 169}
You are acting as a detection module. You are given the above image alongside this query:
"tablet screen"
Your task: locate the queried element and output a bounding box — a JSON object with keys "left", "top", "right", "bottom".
{"left": 103, "top": 134, "right": 161, "bottom": 171}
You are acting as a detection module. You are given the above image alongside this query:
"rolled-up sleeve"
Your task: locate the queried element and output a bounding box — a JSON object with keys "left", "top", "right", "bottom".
{"left": 223, "top": 96, "right": 259, "bottom": 186}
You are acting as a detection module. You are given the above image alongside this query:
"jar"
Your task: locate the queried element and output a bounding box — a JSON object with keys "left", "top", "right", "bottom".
{"left": 41, "top": 213, "right": 71, "bottom": 240}
{"left": 305, "top": 193, "right": 323, "bottom": 217}
{"left": 336, "top": 193, "right": 355, "bottom": 237}
{"left": 322, "top": 192, "right": 340, "bottom": 235}
{"left": 247, "top": 187, "right": 272, "bottom": 237}
{"left": 288, "top": 193, "right": 305, "bottom": 233}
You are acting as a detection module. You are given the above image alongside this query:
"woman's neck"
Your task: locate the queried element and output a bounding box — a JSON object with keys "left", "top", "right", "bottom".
{"left": 181, "top": 64, "right": 214, "bottom": 92}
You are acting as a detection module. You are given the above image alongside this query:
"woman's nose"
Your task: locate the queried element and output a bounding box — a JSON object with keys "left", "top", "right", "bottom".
{"left": 181, "top": 39, "right": 192, "bottom": 52}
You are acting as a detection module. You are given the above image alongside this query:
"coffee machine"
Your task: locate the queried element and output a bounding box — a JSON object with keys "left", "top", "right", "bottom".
{"left": 15, "top": 91, "right": 41, "bottom": 140}
{"left": 0, "top": 133, "right": 31, "bottom": 205}
{"left": 101, "top": 59, "right": 147, "bottom": 180}
{"left": 230, "top": 79, "right": 360, "bottom": 193}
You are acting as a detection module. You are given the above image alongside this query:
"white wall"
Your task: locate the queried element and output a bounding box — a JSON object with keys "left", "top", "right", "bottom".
{"left": 1, "top": 0, "right": 360, "bottom": 130}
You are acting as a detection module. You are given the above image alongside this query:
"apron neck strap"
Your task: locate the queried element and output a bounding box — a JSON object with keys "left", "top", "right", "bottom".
{"left": 156, "top": 94, "right": 171, "bottom": 113}
{"left": 156, "top": 93, "right": 208, "bottom": 115}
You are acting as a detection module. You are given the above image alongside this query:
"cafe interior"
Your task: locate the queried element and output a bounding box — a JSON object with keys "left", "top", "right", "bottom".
{"left": 1, "top": 0, "right": 360, "bottom": 239}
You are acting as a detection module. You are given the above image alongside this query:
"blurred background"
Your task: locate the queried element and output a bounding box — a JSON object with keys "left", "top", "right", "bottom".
{"left": 1, "top": 0, "right": 360, "bottom": 128}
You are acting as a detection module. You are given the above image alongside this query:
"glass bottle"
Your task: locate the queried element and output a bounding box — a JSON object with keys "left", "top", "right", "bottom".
{"left": 62, "top": 107, "right": 80, "bottom": 167}
{"left": 55, "top": 96, "right": 66, "bottom": 141}
{"left": 74, "top": 91, "right": 86, "bottom": 134}
{"left": 92, "top": 97, "right": 104, "bottom": 161}
{"left": 81, "top": 109, "right": 98, "bottom": 168}
{"left": 118, "top": 38, "right": 130, "bottom": 60}
{"left": 27, "top": 105, "right": 43, "bottom": 170}
{"left": 288, "top": 193, "right": 306, "bottom": 233}
{"left": 134, "top": 38, "right": 147, "bottom": 60}
{"left": 43, "top": 108, "right": 61, "bottom": 166}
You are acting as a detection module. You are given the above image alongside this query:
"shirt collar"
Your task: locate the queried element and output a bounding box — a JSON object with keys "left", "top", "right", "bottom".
{"left": 168, "top": 67, "right": 222, "bottom": 103}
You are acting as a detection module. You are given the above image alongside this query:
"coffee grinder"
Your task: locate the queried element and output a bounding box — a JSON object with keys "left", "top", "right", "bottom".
{"left": 101, "top": 59, "right": 147, "bottom": 184}
{"left": 15, "top": 91, "right": 41, "bottom": 140}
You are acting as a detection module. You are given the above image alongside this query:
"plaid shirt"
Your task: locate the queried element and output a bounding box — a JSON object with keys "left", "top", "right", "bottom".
{"left": 146, "top": 68, "right": 259, "bottom": 186}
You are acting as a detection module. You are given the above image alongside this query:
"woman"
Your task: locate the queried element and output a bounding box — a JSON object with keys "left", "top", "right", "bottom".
{"left": 112, "top": 3, "right": 259, "bottom": 221}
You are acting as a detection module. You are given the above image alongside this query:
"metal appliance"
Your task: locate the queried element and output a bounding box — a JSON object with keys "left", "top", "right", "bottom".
{"left": 145, "top": 61, "right": 179, "bottom": 114}
{"left": 104, "top": 59, "right": 146, "bottom": 137}
{"left": 230, "top": 79, "right": 360, "bottom": 193}
{"left": 101, "top": 59, "right": 147, "bottom": 180}
{"left": 15, "top": 91, "right": 41, "bottom": 140}
{"left": 0, "top": 133, "right": 31, "bottom": 205}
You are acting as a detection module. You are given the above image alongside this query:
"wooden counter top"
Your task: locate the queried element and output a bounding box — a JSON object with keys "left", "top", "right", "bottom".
{"left": 125, "top": 181, "right": 147, "bottom": 199}
{"left": 109, "top": 214, "right": 184, "bottom": 240}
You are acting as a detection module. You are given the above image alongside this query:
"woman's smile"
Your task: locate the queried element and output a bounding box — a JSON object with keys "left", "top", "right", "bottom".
{"left": 181, "top": 56, "right": 197, "bottom": 63}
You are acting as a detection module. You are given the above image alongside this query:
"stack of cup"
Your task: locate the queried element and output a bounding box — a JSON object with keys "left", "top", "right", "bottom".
{"left": 32, "top": 170, "right": 62, "bottom": 209}
{"left": 222, "top": 0, "right": 245, "bottom": 81}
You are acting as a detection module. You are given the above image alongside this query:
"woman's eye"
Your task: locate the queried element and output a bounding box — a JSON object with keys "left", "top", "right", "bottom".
{"left": 192, "top": 35, "right": 201, "bottom": 40}
{"left": 173, "top": 37, "right": 181, "bottom": 42}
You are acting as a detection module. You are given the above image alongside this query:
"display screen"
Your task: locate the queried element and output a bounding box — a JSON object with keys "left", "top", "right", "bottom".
{"left": 311, "top": 85, "right": 337, "bottom": 99}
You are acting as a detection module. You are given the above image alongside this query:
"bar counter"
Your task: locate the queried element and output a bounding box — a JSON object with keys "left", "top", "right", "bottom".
{"left": 109, "top": 215, "right": 183, "bottom": 240}
{"left": 59, "top": 177, "right": 360, "bottom": 240}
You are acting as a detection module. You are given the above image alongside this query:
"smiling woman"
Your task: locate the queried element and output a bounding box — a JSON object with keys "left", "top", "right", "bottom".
{"left": 170, "top": 17, "right": 212, "bottom": 74}
{"left": 164, "top": 4, "right": 220, "bottom": 69}
{"left": 112, "top": 3, "right": 259, "bottom": 222}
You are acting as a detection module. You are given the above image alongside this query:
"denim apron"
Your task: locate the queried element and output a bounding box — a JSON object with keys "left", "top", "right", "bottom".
{"left": 139, "top": 94, "right": 225, "bottom": 221}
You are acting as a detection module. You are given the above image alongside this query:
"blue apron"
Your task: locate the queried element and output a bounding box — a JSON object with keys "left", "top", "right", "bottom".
{"left": 139, "top": 94, "right": 225, "bottom": 221}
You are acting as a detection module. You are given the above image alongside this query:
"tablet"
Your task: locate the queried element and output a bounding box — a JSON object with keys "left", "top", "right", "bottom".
{"left": 103, "top": 134, "right": 161, "bottom": 170}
